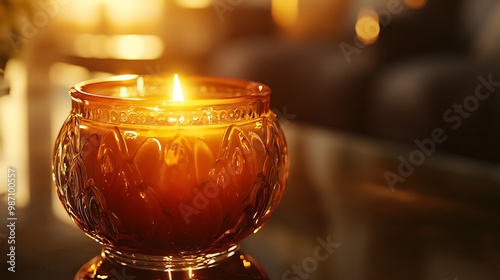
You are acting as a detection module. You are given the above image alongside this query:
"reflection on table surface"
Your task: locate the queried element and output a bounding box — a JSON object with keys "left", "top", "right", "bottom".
{"left": 247, "top": 123, "right": 500, "bottom": 280}
{"left": 1, "top": 115, "right": 499, "bottom": 279}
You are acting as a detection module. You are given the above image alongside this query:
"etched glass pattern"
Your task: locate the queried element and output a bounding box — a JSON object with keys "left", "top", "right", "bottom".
{"left": 52, "top": 75, "right": 288, "bottom": 272}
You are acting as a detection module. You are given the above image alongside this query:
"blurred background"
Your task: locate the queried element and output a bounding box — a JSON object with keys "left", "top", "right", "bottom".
{"left": 1, "top": 0, "right": 500, "bottom": 279}
{"left": 2, "top": 0, "right": 500, "bottom": 165}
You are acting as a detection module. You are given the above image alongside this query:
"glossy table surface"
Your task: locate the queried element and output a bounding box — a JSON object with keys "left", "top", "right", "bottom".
{"left": 1, "top": 121, "right": 500, "bottom": 280}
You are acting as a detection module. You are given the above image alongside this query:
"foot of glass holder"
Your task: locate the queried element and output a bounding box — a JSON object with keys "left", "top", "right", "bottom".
{"left": 75, "top": 249, "right": 270, "bottom": 280}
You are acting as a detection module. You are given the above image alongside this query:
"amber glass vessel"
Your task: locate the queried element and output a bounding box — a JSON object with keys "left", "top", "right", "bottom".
{"left": 52, "top": 74, "right": 288, "bottom": 279}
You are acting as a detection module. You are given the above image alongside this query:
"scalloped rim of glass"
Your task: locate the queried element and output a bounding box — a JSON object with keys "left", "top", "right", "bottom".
{"left": 70, "top": 74, "right": 272, "bottom": 126}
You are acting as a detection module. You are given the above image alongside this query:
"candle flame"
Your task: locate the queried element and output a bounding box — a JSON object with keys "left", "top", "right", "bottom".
{"left": 172, "top": 74, "right": 185, "bottom": 102}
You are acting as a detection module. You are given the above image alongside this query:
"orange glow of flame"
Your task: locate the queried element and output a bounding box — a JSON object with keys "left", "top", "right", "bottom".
{"left": 172, "top": 74, "right": 185, "bottom": 102}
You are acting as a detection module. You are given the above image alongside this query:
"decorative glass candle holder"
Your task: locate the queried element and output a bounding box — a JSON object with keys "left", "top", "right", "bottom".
{"left": 52, "top": 75, "right": 288, "bottom": 279}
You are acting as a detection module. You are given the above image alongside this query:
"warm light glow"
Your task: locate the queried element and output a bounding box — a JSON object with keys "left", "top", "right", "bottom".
{"left": 404, "top": 0, "right": 427, "bottom": 10}
{"left": 73, "top": 34, "right": 163, "bottom": 60}
{"left": 107, "top": 74, "right": 140, "bottom": 82}
{"left": 119, "top": 87, "right": 129, "bottom": 98}
{"left": 114, "top": 35, "right": 145, "bottom": 60}
{"left": 49, "top": 62, "right": 90, "bottom": 87}
{"left": 172, "top": 74, "right": 185, "bottom": 102}
{"left": 272, "top": 0, "right": 299, "bottom": 27}
{"left": 243, "top": 259, "right": 252, "bottom": 268}
{"left": 137, "top": 76, "right": 145, "bottom": 96}
{"left": 104, "top": 0, "right": 164, "bottom": 28}
{"left": 111, "top": 35, "right": 163, "bottom": 60}
{"left": 355, "top": 11, "right": 380, "bottom": 45}
{"left": 57, "top": 0, "right": 164, "bottom": 31}
{"left": 227, "top": 250, "right": 236, "bottom": 258}
{"left": 56, "top": 1, "right": 101, "bottom": 30}
{"left": 1, "top": 59, "right": 29, "bottom": 207}
{"left": 174, "top": 0, "right": 211, "bottom": 9}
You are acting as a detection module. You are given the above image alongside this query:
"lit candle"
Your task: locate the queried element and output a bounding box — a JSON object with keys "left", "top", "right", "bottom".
{"left": 54, "top": 74, "right": 288, "bottom": 260}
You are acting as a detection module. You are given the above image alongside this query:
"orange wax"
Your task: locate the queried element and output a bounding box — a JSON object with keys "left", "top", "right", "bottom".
{"left": 76, "top": 119, "right": 270, "bottom": 254}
